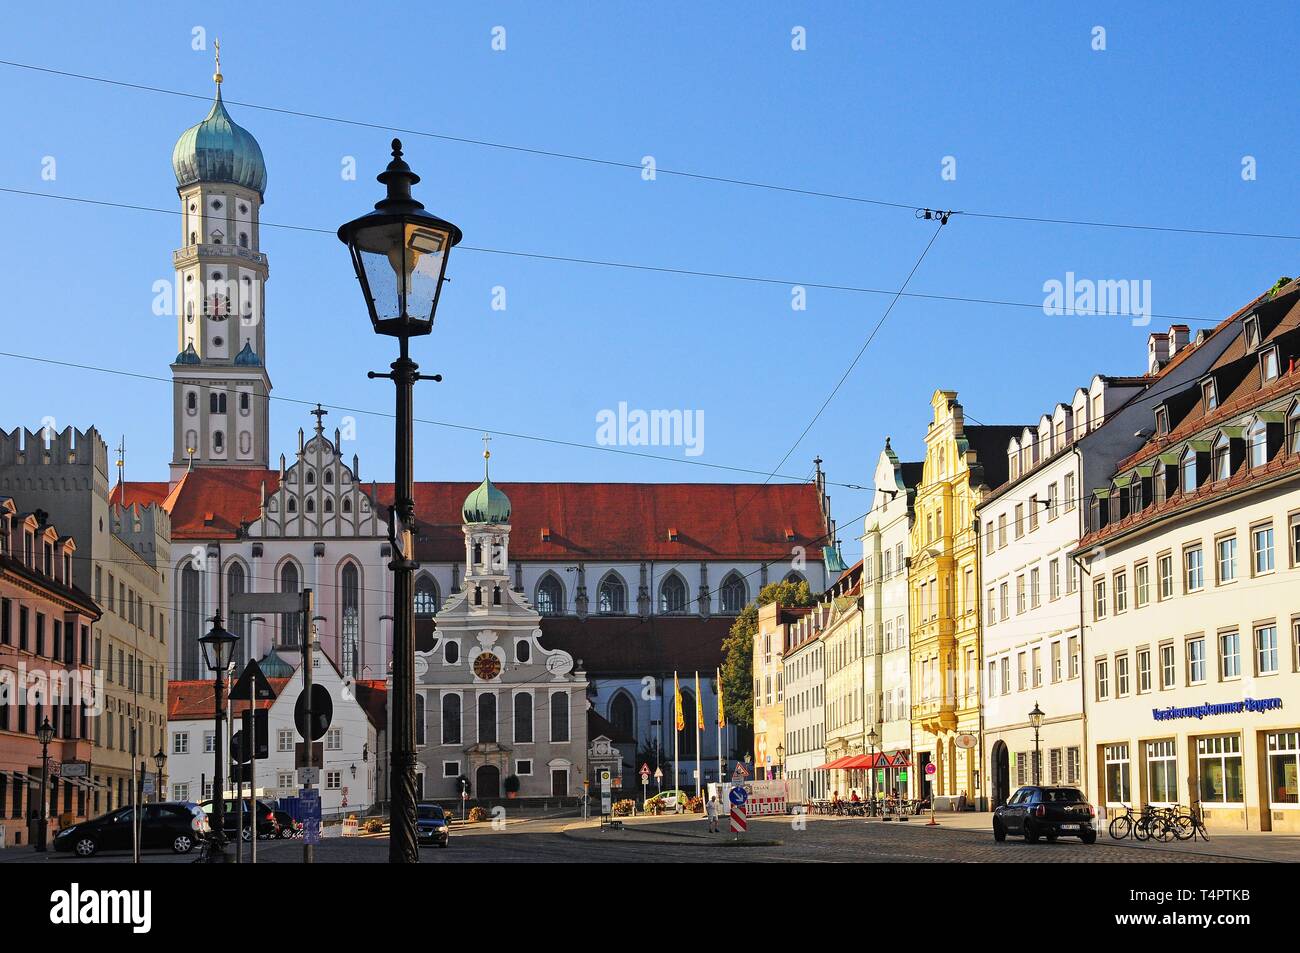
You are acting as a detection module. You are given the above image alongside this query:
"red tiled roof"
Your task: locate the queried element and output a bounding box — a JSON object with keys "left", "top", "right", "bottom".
{"left": 532, "top": 615, "right": 735, "bottom": 675}
{"left": 119, "top": 471, "right": 831, "bottom": 559}
{"left": 352, "top": 678, "right": 388, "bottom": 733}
{"left": 110, "top": 481, "right": 170, "bottom": 508}
{"left": 167, "top": 677, "right": 291, "bottom": 720}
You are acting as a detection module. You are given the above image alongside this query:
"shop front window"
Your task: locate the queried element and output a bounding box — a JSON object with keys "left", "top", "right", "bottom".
{"left": 1268, "top": 731, "right": 1299, "bottom": 806}
{"left": 1197, "top": 735, "right": 1244, "bottom": 804}
{"left": 1104, "top": 743, "right": 1130, "bottom": 804}
{"left": 1146, "top": 739, "right": 1178, "bottom": 805}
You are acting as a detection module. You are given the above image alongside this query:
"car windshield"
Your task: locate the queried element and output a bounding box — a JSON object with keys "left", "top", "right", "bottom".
{"left": 1040, "top": 788, "right": 1087, "bottom": 803}
{"left": 417, "top": 805, "right": 445, "bottom": 820}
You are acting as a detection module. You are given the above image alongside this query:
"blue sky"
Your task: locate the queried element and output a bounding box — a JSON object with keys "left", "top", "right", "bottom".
{"left": 2, "top": 3, "right": 1298, "bottom": 560}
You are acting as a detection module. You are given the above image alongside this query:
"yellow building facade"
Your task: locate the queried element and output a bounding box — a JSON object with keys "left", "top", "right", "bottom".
{"left": 910, "top": 391, "right": 1023, "bottom": 808}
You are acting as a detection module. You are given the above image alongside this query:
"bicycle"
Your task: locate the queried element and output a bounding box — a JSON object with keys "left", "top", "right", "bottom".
{"left": 192, "top": 831, "right": 229, "bottom": 863}
{"left": 1107, "top": 804, "right": 1139, "bottom": 839}
{"left": 1172, "top": 803, "right": 1210, "bottom": 842}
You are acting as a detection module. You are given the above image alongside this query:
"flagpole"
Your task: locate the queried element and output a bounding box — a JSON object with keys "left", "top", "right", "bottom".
{"left": 716, "top": 666, "right": 724, "bottom": 786}
{"left": 694, "top": 671, "right": 702, "bottom": 797}
{"left": 673, "top": 671, "right": 680, "bottom": 798}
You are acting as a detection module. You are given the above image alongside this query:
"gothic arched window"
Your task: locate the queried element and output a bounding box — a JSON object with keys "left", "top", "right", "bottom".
{"left": 279, "top": 562, "right": 301, "bottom": 646}
{"left": 414, "top": 576, "right": 438, "bottom": 616}
{"left": 609, "top": 692, "right": 635, "bottom": 739}
{"left": 536, "top": 575, "right": 563, "bottom": 616}
{"left": 659, "top": 574, "right": 687, "bottom": 614}
{"left": 341, "top": 563, "right": 360, "bottom": 679}
{"left": 180, "top": 561, "right": 201, "bottom": 679}
{"left": 598, "top": 573, "right": 626, "bottom": 615}
{"left": 227, "top": 562, "right": 247, "bottom": 668}
{"left": 720, "top": 572, "right": 747, "bottom": 613}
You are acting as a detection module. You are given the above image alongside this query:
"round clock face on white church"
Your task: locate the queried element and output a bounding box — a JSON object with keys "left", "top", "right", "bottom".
{"left": 472, "top": 652, "right": 502, "bottom": 681}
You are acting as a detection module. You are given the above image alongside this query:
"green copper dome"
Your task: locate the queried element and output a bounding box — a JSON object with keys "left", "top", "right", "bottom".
{"left": 259, "top": 648, "right": 294, "bottom": 679}
{"left": 172, "top": 82, "right": 267, "bottom": 195}
{"left": 462, "top": 450, "right": 511, "bottom": 524}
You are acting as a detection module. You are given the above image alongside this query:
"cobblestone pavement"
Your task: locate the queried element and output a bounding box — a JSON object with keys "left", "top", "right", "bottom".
{"left": 6, "top": 813, "right": 1258, "bottom": 863}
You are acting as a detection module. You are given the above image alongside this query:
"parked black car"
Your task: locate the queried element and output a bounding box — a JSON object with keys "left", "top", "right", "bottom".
{"left": 53, "top": 802, "right": 209, "bottom": 857}
{"left": 993, "top": 786, "right": 1097, "bottom": 844}
{"left": 417, "top": 802, "right": 449, "bottom": 847}
{"left": 199, "top": 798, "right": 280, "bottom": 840}
{"left": 272, "top": 809, "right": 302, "bottom": 838}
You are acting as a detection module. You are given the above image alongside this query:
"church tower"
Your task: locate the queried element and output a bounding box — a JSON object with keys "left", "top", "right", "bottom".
{"left": 461, "top": 439, "right": 513, "bottom": 606}
{"left": 169, "top": 43, "right": 272, "bottom": 482}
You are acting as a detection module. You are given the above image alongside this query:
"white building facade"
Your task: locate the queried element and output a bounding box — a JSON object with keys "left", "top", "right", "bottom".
{"left": 782, "top": 613, "right": 825, "bottom": 800}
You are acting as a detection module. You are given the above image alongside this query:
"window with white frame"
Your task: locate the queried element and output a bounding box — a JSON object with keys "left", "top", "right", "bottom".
{"left": 442, "top": 761, "right": 459, "bottom": 778}
{"left": 1104, "top": 744, "right": 1130, "bottom": 804}
{"left": 1267, "top": 731, "right": 1299, "bottom": 805}
{"left": 516, "top": 759, "right": 533, "bottom": 776}
{"left": 999, "top": 582, "right": 1009, "bottom": 619}
{"left": 277, "top": 772, "right": 294, "bottom": 789}
{"left": 1158, "top": 553, "right": 1173, "bottom": 599}
{"left": 1068, "top": 635, "right": 1080, "bottom": 679}
{"left": 1219, "top": 631, "right": 1241, "bottom": 679}
{"left": 326, "top": 727, "right": 342, "bottom": 750}
{"left": 172, "top": 783, "right": 190, "bottom": 801}
{"left": 1137, "top": 648, "right": 1151, "bottom": 693}
{"left": 1249, "top": 419, "right": 1270, "bottom": 467}
{"left": 1256, "top": 624, "right": 1279, "bottom": 675}
{"left": 1216, "top": 536, "right": 1236, "bottom": 584}
{"left": 1095, "top": 658, "right": 1110, "bottom": 700}
{"left": 204, "top": 731, "right": 216, "bottom": 754}
{"left": 999, "top": 657, "right": 1011, "bottom": 695}
{"left": 1067, "top": 747, "right": 1081, "bottom": 784}
{"left": 1146, "top": 739, "right": 1178, "bottom": 805}
{"left": 1160, "top": 643, "right": 1176, "bottom": 689}
{"left": 172, "top": 732, "right": 189, "bottom": 755}
{"left": 1049, "top": 559, "right": 1061, "bottom": 601}
{"left": 1188, "top": 636, "right": 1207, "bottom": 684}
{"left": 1093, "top": 579, "right": 1107, "bottom": 620}
{"left": 1114, "top": 571, "right": 1127, "bottom": 613}
{"left": 1252, "top": 523, "right": 1275, "bottom": 575}
{"left": 1064, "top": 472, "right": 1076, "bottom": 511}
{"left": 325, "top": 770, "right": 341, "bottom": 790}
{"left": 1184, "top": 545, "right": 1204, "bottom": 592}
{"left": 1116, "top": 654, "right": 1130, "bottom": 696}
{"left": 1197, "top": 735, "right": 1243, "bottom": 804}
{"left": 278, "top": 728, "right": 294, "bottom": 752}
{"left": 1051, "top": 641, "right": 1062, "bottom": 682}
{"left": 1134, "top": 562, "right": 1149, "bottom": 608}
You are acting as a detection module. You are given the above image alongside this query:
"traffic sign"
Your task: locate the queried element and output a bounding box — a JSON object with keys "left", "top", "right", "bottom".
{"left": 294, "top": 684, "right": 334, "bottom": 741}
{"left": 924, "top": 762, "right": 937, "bottom": 777}
{"left": 229, "top": 658, "right": 277, "bottom": 702}
{"left": 297, "top": 767, "right": 320, "bottom": 785}
{"left": 730, "top": 803, "right": 748, "bottom": 834}
{"left": 653, "top": 766, "right": 663, "bottom": 780}
{"left": 300, "top": 789, "right": 322, "bottom": 845}
{"left": 728, "top": 786, "right": 748, "bottom": 806}
{"left": 232, "top": 709, "right": 269, "bottom": 763}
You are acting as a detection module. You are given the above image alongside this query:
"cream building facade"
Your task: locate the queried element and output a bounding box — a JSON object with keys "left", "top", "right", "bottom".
{"left": 819, "top": 564, "right": 866, "bottom": 796}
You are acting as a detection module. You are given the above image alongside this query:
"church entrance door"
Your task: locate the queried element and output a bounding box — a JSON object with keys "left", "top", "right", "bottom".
{"left": 551, "top": 769, "right": 568, "bottom": 796}
{"left": 475, "top": 764, "right": 500, "bottom": 799}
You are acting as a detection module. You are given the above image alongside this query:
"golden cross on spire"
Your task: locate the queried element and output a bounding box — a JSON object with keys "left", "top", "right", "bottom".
{"left": 213, "top": 38, "right": 223, "bottom": 86}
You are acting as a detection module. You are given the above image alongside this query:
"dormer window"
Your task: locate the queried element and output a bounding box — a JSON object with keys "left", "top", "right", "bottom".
{"left": 1260, "top": 347, "right": 1279, "bottom": 383}
{"left": 1155, "top": 407, "right": 1169, "bottom": 436}
{"left": 1153, "top": 462, "right": 1167, "bottom": 504}
{"left": 1180, "top": 446, "right": 1198, "bottom": 494}
{"left": 1212, "top": 434, "right": 1231, "bottom": 482}
{"left": 1290, "top": 403, "right": 1300, "bottom": 454}
{"left": 1202, "top": 380, "right": 1218, "bottom": 412}
{"left": 1248, "top": 420, "right": 1269, "bottom": 469}
{"left": 1245, "top": 315, "right": 1261, "bottom": 351}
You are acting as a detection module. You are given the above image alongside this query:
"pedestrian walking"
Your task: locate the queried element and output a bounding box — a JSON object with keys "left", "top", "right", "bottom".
{"left": 706, "top": 795, "right": 720, "bottom": 833}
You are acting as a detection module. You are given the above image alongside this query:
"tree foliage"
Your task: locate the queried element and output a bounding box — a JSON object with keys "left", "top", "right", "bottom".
{"left": 720, "top": 579, "right": 814, "bottom": 728}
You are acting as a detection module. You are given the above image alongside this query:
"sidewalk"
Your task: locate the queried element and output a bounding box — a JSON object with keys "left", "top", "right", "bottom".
{"left": 834, "top": 809, "right": 1299, "bottom": 862}
{"left": 561, "top": 813, "right": 780, "bottom": 847}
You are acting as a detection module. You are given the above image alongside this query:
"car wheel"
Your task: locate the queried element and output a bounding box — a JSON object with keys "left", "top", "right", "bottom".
{"left": 992, "top": 819, "right": 1006, "bottom": 842}
{"left": 172, "top": 834, "right": 194, "bottom": 854}
{"left": 1024, "top": 822, "right": 1040, "bottom": 844}
{"left": 74, "top": 837, "right": 98, "bottom": 857}
{"left": 241, "top": 827, "right": 253, "bottom": 842}
{"left": 1080, "top": 830, "right": 1097, "bottom": 844}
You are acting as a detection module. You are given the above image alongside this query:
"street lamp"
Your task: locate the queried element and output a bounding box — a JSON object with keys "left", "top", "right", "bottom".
{"left": 867, "top": 727, "right": 880, "bottom": 802}
{"left": 199, "top": 612, "right": 239, "bottom": 862}
{"left": 775, "top": 743, "right": 784, "bottom": 780}
{"left": 339, "top": 139, "right": 461, "bottom": 865}
{"left": 1028, "top": 702, "right": 1045, "bottom": 785}
{"left": 35, "top": 717, "right": 54, "bottom": 852}
{"left": 153, "top": 748, "right": 167, "bottom": 804}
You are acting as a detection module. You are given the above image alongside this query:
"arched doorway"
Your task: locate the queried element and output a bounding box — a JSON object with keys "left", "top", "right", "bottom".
{"left": 991, "top": 741, "right": 1010, "bottom": 807}
{"left": 475, "top": 764, "right": 501, "bottom": 799}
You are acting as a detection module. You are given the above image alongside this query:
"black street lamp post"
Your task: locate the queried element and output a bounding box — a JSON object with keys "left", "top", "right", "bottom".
{"left": 35, "top": 717, "right": 54, "bottom": 852}
{"left": 1029, "top": 702, "right": 1045, "bottom": 785}
{"left": 199, "top": 613, "right": 239, "bottom": 861}
{"left": 153, "top": 748, "right": 167, "bottom": 804}
{"left": 338, "top": 139, "right": 461, "bottom": 864}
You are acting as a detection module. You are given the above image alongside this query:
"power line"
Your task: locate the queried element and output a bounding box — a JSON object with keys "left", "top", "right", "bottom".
{"left": 0, "top": 186, "right": 1232, "bottom": 325}
{"left": 3, "top": 58, "right": 1298, "bottom": 244}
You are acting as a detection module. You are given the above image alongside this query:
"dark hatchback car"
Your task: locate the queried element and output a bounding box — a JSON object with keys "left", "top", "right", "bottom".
{"left": 199, "top": 798, "right": 280, "bottom": 841}
{"left": 54, "top": 802, "right": 209, "bottom": 857}
{"left": 994, "top": 786, "right": 1097, "bottom": 844}
{"left": 417, "top": 803, "right": 449, "bottom": 847}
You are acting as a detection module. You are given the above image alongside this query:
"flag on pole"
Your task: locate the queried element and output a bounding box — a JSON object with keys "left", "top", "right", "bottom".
{"left": 673, "top": 671, "right": 685, "bottom": 732}
{"left": 716, "top": 666, "right": 726, "bottom": 728}
{"left": 694, "top": 671, "right": 704, "bottom": 729}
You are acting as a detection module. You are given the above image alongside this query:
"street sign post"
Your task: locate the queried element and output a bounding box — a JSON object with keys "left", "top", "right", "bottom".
{"left": 728, "top": 785, "right": 748, "bottom": 836}
{"left": 300, "top": 788, "right": 322, "bottom": 845}
{"left": 639, "top": 763, "right": 650, "bottom": 813}
{"left": 599, "top": 769, "right": 612, "bottom": 817}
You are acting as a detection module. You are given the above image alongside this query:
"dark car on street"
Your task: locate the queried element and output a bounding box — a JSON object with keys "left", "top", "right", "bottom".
{"left": 993, "top": 786, "right": 1097, "bottom": 844}
{"left": 199, "top": 797, "right": 280, "bottom": 841}
{"left": 53, "top": 802, "right": 209, "bottom": 857}
{"left": 417, "top": 802, "right": 449, "bottom": 847}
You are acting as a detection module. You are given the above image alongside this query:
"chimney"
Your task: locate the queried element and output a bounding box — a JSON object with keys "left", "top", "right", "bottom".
{"left": 1169, "top": 324, "right": 1191, "bottom": 357}
{"left": 1147, "top": 332, "right": 1169, "bottom": 374}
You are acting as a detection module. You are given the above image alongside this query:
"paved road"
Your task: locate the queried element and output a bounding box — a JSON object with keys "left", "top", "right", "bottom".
{"left": 13, "top": 813, "right": 1241, "bottom": 864}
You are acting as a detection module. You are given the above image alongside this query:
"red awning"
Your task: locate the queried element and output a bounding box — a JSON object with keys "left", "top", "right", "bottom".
{"left": 815, "top": 756, "right": 856, "bottom": 771}
{"left": 839, "top": 754, "right": 875, "bottom": 770}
